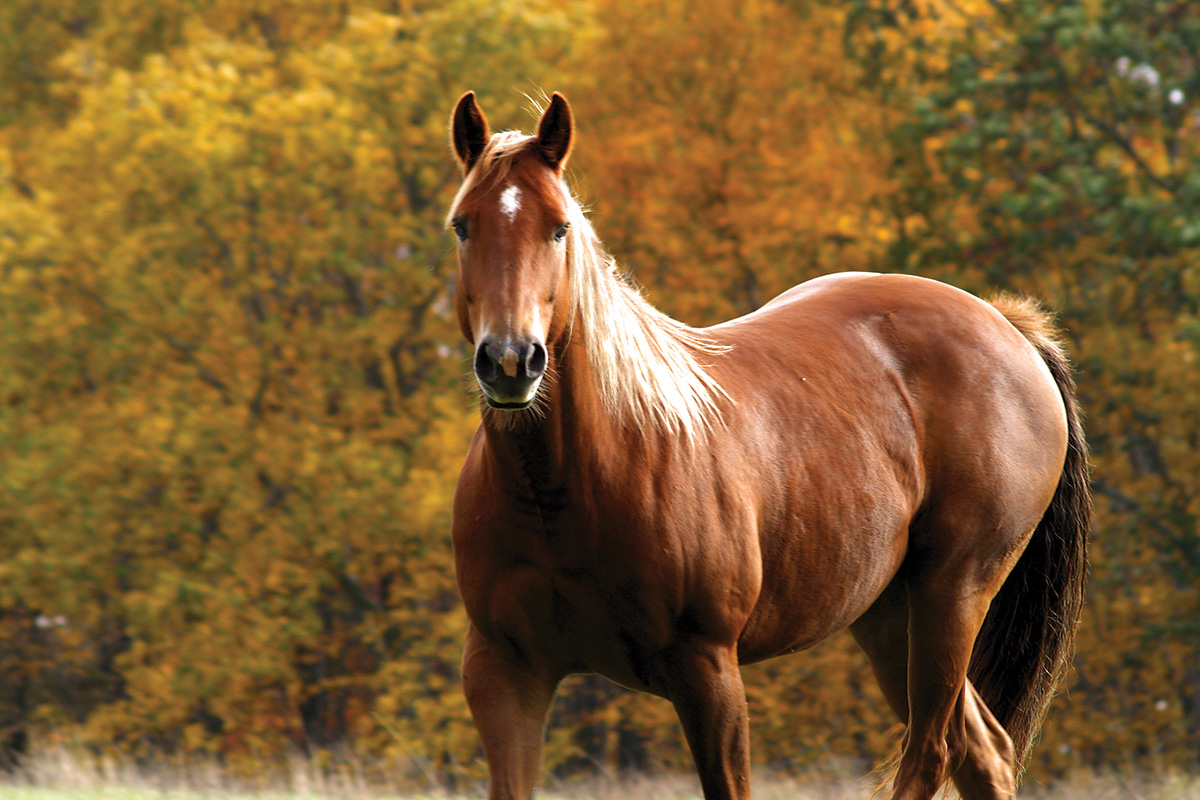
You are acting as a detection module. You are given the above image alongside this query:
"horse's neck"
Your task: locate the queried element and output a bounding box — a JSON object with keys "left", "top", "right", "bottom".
{"left": 481, "top": 337, "right": 622, "bottom": 490}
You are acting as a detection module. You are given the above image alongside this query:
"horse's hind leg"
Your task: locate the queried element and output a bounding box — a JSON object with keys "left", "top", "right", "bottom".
{"left": 952, "top": 681, "right": 1017, "bottom": 799}
{"left": 890, "top": 570, "right": 1017, "bottom": 800}
{"left": 850, "top": 580, "right": 910, "bottom": 724}
{"left": 851, "top": 578, "right": 1016, "bottom": 800}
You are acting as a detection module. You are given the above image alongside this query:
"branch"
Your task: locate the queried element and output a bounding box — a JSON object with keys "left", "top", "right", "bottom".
{"left": 1091, "top": 479, "right": 1176, "bottom": 541}
{"left": 65, "top": 279, "right": 233, "bottom": 399}
{"left": 1066, "top": 94, "right": 1180, "bottom": 196}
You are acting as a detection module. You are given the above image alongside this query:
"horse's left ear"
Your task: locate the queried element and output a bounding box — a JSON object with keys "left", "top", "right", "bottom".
{"left": 536, "top": 92, "right": 573, "bottom": 172}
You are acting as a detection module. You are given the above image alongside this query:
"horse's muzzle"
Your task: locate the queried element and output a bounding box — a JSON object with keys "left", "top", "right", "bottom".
{"left": 474, "top": 335, "right": 547, "bottom": 408}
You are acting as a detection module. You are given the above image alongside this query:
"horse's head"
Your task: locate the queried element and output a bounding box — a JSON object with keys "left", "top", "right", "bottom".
{"left": 447, "top": 91, "right": 575, "bottom": 411}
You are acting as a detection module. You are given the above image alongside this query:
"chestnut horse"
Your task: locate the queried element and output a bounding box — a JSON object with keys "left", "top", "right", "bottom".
{"left": 446, "top": 92, "right": 1088, "bottom": 800}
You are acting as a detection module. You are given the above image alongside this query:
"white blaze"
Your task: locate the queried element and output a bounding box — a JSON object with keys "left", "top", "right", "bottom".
{"left": 499, "top": 184, "right": 522, "bottom": 223}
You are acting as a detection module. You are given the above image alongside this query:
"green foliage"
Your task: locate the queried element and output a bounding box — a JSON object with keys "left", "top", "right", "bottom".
{"left": 850, "top": 0, "right": 1200, "bottom": 774}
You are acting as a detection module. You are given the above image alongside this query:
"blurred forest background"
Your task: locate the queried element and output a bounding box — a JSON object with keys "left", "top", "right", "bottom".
{"left": 0, "top": 0, "right": 1197, "bottom": 789}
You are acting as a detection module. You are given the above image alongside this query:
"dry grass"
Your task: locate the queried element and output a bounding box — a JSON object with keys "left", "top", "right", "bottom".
{"left": 2, "top": 746, "right": 1198, "bottom": 800}
{"left": 1021, "top": 770, "right": 1200, "bottom": 800}
{"left": 0, "top": 744, "right": 433, "bottom": 799}
{"left": 542, "top": 770, "right": 869, "bottom": 800}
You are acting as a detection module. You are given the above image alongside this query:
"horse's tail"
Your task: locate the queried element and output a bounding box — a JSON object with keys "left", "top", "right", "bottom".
{"left": 970, "top": 295, "right": 1090, "bottom": 773}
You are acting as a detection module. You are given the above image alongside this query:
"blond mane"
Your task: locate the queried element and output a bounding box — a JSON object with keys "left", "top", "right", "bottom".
{"left": 448, "top": 132, "right": 729, "bottom": 438}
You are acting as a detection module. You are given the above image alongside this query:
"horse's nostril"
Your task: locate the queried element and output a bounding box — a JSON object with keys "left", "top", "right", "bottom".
{"left": 526, "top": 341, "right": 547, "bottom": 378}
{"left": 475, "top": 340, "right": 497, "bottom": 383}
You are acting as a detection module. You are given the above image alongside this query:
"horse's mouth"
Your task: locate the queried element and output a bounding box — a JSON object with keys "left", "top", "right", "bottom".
{"left": 478, "top": 374, "right": 543, "bottom": 411}
{"left": 484, "top": 397, "right": 534, "bottom": 411}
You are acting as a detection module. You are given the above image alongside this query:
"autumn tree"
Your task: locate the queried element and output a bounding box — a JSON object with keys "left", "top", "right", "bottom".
{"left": 0, "top": 0, "right": 583, "bottom": 779}
{"left": 1, "top": 0, "right": 1197, "bottom": 784}
{"left": 563, "top": 0, "right": 898, "bottom": 326}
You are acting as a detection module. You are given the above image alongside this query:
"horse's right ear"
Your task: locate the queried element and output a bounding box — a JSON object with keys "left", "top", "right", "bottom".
{"left": 451, "top": 91, "right": 490, "bottom": 174}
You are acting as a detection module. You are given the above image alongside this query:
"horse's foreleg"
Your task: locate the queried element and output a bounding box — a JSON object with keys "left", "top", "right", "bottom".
{"left": 462, "top": 625, "right": 559, "bottom": 800}
{"left": 665, "top": 644, "right": 751, "bottom": 800}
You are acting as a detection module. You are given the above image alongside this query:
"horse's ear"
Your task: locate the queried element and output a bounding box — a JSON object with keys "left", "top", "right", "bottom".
{"left": 451, "top": 91, "right": 490, "bottom": 174}
{"left": 536, "top": 92, "right": 573, "bottom": 172}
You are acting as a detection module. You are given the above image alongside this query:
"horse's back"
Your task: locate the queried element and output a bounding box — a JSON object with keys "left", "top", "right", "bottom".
{"left": 756, "top": 272, "right": 1067, "bottom": 482}
{"left": 711, "top": 272, "right": 1065, "bottom": 457}
{"left": 715, "top": 270, "right": 1068, "bottom": 519}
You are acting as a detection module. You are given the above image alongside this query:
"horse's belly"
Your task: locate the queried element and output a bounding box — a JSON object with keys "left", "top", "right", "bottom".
{"left": 736, "top": 570, "right": 896, "bottom": 663}
{"left": 736, "top": 511, "right": 910, "bottom": 664}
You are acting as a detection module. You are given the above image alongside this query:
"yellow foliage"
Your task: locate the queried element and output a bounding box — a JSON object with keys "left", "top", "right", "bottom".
{"left": 0, "top": 0, "right": 1196, "bottom": 784}
{"left": 560, "top": 0, "right": 897, "bottom": 325}
{"left": 0, "top": 0, "right": 580, "bottom": 781}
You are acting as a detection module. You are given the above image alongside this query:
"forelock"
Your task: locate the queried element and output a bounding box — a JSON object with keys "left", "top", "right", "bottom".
{"left": 446, "top": 132, "right": 538, "bottom": 225}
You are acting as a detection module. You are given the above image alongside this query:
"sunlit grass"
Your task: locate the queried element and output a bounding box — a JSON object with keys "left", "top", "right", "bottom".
{"left": 2, "top": 747, "right": 1199, "bottom": 800}
{"left": 0, "top": 744, "right": 438, "bottom": 799}
{"left": 7, "top": 794, "right": 287, "bottom": 800}
{"left": 1, "top": 793, "right": 393, "bottom": 800}
{"left": 7, "top": 775, "right": 1200, "bottom": 800}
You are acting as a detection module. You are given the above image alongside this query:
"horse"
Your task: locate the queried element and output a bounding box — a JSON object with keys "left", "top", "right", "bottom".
{"left": 445, "top": 91, "right": 1088, "bottom": 800}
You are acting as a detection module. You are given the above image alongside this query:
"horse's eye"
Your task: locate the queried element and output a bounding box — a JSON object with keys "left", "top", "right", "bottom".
{"left": 553, "top": 223, "right": 569, "bottom": 243}
{"left": 452, "top": 219, "right": 468, "bottom": 241}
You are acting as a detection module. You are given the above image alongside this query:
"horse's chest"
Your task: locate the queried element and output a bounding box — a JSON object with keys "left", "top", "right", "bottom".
{"left": 472, "top": 539, "right": 678, "bottom": 689}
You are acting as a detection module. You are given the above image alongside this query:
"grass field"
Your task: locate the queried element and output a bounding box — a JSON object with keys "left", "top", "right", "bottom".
{"left": 2, "top": 748, "right": 1199, "bottom": 800}
{"left": 6, "top": 775, "right": 1200, "bottom": 800}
